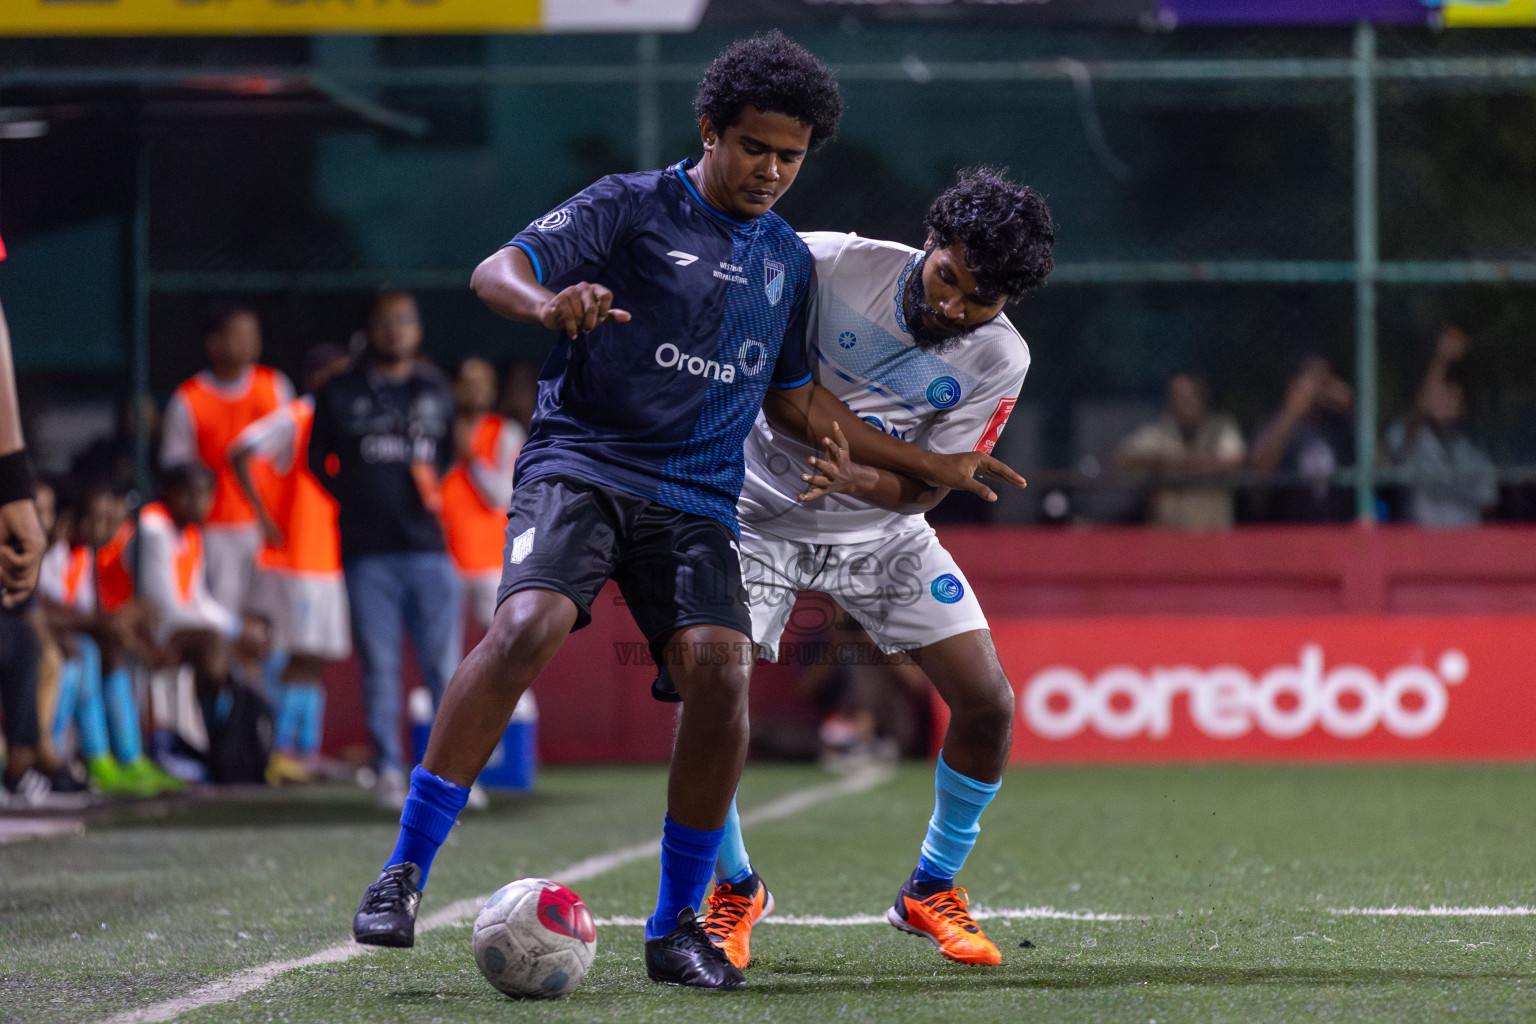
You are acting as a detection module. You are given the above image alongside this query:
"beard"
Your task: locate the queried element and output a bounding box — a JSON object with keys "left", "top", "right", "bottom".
{"left": 903, "top": 251, "right": 981, "bottom": 351}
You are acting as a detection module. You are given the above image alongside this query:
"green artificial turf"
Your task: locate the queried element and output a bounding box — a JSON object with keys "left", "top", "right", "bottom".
{"left": 5, "top": 763, "right": 1536, "bottom": 1024}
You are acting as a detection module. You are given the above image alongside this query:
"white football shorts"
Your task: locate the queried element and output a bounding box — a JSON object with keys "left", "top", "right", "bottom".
{"left": 739, "top": 519, "right": 989, "bottom": 663}
{"left": 250, "top": 569, "right": 352, "bottom": 661}
{"left": 202, "top": 522, "right": 261, "bottom": 616}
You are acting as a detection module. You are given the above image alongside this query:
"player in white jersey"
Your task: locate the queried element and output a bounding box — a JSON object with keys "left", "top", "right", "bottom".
{"left": 696, "top": 169, "right": 1054, "bottom": 969}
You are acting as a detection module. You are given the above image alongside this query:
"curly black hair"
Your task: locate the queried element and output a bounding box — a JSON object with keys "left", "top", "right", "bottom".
{"left": 925, "top": 168, "right": 1055, "bottom": 301}
{"left": 694, "top": 30, "right": 843, "bottom": 152}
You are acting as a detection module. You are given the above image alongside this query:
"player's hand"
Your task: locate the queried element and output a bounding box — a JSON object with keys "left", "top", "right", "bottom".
{"left": 539, "top": 282, "right": 631, "bottom": 339}
{"left": 258, "top": 512, "right": 285, "bottom": 550}
{"left": 918, "top": 450, "right": 1026, "bottom": 503}
{"left": 0, "top": 497, "right": 45, "bottom": 607}
{"left": 798, "top": 421, "right": 875, "bottom": 502}
{"left": 237, "top": 615, "right": 271, "bottom": 660}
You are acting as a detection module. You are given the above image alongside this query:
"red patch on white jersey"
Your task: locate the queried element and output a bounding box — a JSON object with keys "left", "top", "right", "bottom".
{"left": 974, "top": 397, "right": 1017, "bottom": 455}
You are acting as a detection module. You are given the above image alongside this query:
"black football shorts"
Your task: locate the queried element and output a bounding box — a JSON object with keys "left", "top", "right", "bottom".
{"left": 495, "top": 473, "right": 751, "bottom": 662}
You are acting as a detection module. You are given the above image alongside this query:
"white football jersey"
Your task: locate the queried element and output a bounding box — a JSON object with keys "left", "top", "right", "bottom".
{"left": 738, "top": 232, "right": 1031, "bottom": 544}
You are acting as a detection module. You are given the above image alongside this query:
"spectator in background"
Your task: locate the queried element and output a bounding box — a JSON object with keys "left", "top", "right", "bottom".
{"left": 72, "top": 395, "right": 161, "bottom": 497}
{"left": 1250, "top": 355, "right": 1356, "bottom": 522}
{"left": 39, "top": 482, "right": 175, "bottom": 797}
{"left": 137, "top": 465, "right": 268, "bottom": 698}
{"left": 497, "top": 360, "right": 539, "bottom": 433}
{"left": 1383, "top": 326, "right": 1497, "bottom": 527}
{"left": 795, "top": 615, "right": 930, "bottom": 768}
{"left": 230, "top": 343, "right": 355, "bottom": 785}
{"left": 441, "top": 357, "right": 525, "bottom": 631}
{"left": 161, "top": 305, "right": 294, "bottom": 616}
{"left": 308, "top": 291, "right": 463, "bottom": 810}
{"left": 1114, "top": 372, "right": 1246, "bottom": 531}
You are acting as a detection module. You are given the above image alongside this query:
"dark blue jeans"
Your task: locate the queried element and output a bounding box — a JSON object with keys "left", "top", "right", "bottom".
{"left": 344, "top": 552, "right": 463, "bottom": 773}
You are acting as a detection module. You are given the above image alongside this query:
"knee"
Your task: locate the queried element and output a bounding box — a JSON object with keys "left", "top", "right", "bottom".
{"left": 952, "top": 675, "right": 1014, "bottom": 751}
{"left": 480, "top": 599, "right": 567, "bottom": 683}
{"left": 674, "top": 662, "right": 750, "bottom": 727}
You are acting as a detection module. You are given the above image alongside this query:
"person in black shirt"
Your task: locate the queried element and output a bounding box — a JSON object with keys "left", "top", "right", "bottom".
{"left": 309, "top": 291, "right": 462, "bottom": 808}
{"left": 1251, "top": 355, "right": 1356, "bottom": 522}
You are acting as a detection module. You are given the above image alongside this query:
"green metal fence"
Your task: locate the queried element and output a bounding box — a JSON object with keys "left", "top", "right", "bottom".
{"left": 3, "top": 24, "right": 1535, "bottom": 516}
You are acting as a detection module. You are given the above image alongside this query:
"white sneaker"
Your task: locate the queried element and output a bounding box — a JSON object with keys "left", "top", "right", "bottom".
{"left": 4, "top": 768, "right": 52, "bottom": 808}
{"left": 373, "top": 767, "right": 407, "bottom": 811}
{"left": 466, "top": 782, "right": 489, "bottom": 811}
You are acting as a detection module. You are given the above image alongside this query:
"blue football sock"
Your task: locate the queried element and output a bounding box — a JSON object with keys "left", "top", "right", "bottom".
{"left": 296, "top": 684, "right": 325, "bottom": 756}
{"left": 263, "top": 648, "right": 289, "bottom": 694}
{"left": 73, "top": 651, "right": 112, "bottom": 761}
{"left": 713, "top": 795, "right": 753, "bottom": 886}
{"left": 913, "top": 754, "right": 1001, "bottom": 885}
{"left": 385, "top": 765, "right": 471, "bottom": 888}
{"left": 647, "top": 815, "right": 724, "bottom": 941}
{"left": 103, "top": 666, "right": 142, "bottom": 763}
{"left": 53, "top": 658, "right": 81, "bottom": 752}
{"left": 275, "top": 686, "right": 305, "bottom": 753}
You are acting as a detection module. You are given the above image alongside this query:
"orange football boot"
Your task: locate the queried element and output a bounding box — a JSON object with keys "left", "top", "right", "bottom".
{"left": 702, "top": 874, "right": 775, "bottom": 969}
{"left": 886, "top": 885, "right": 1002, "bottom": 965}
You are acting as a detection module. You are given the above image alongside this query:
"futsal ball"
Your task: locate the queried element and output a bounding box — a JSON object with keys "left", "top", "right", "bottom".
{"left": 472, "top": 878, "right": 597, "bottom": 998}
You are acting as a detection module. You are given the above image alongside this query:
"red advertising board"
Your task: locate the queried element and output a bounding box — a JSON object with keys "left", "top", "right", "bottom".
{"left": 936, "top": 615, "right": 1536, "bottom": 762}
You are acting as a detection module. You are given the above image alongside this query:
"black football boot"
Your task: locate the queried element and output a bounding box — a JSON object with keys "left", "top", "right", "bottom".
{"left": 644, "top": 908, "right": 746, "bottom": 989}
{"left": 352, "top": 863, "right": 423, "bottom": 947}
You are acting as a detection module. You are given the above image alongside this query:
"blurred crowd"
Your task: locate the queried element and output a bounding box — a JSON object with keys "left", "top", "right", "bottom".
{"left": 1, "top": 291, "right": 538, "bottom": 809}
{"left": 1110, "top": 325, "right": 1500, "bottom": 531}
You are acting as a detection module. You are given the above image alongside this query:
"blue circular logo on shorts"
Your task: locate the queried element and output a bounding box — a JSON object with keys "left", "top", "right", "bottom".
{"left": 838, "top": 331, "right": 857, "bottom": 349}
{"left": 931, "top": 574, "right": 965, "bottom": 604}
{"left": 927, "top": 376, "right": 962, "bottom": 409}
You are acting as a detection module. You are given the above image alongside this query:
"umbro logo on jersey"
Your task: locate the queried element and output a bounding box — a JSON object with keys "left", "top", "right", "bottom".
{"left": 667, "top": 250, "right": 699, "bottom": 266}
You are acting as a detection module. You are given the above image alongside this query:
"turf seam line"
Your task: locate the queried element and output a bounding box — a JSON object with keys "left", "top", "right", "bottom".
{"left": 1327, "top": 905, "right": 1536, "bottom": 916}
{"left": 590, "top": 906, "right": 1143, "bottom": 927}
{"left": 95, "top": 764, "right": 894, "bottom": 1024}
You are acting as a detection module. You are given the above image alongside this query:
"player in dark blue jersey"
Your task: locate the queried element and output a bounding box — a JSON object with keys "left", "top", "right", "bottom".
{"left": 351, "top": 32, "right": 1024, "bottom": 990}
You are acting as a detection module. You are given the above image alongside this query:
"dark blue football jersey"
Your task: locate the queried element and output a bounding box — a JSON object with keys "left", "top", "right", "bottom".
{"left": 507, "top": 159, "right": 813, "bottom": 533}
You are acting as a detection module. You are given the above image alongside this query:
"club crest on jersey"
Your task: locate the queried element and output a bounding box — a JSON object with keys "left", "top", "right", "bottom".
{"left": 931, "top": 574, "right": 965, "bottom": 604}
{"left": 927, "top": 376, "right": 962, "bottom": 409}
{"left": 764, "top": 259, "right": 785, "bottom": 306}
{"left": 534, "top": 207, "right": 572, "bottom": 232}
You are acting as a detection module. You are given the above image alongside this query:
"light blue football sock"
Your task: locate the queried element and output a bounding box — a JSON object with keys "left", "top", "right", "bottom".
{"left": 275, "top": 687, "right": 305, "bottom": 753}
{"left": 72, "top": 641, "right": 112, "bottom": 761}
{"left": 913, "top": 753, "right": 1001, "bottom": 885}
{"left": 713, "top": 795, "right": 753, "bottom": 886}
{"left": 52, "top": 657, "right": 81, "bottom": 752}
{"left": 265, "top": 650, "right": 293, "bottom": 748}
{"left": 102, "top": 666, "right": 142, "bottom": 763}
{"left": 386, "top": 765, "right": 471, "bottom": 888}
{"left": 647, "top": 815, "right": 723, "bottom": 941}
{"left": 296, "top": 684, "right": 325, "bottom": 756}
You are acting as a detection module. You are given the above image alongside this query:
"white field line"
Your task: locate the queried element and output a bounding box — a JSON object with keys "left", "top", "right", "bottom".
{"left": 594, "top": 906, "right": 1142, "bottom": 927}
{"left": 97, "top": 764, "right": 893, "bottom": 1024}
{"left": 1328, "top": 905, "right": 1536, "bottom": 917}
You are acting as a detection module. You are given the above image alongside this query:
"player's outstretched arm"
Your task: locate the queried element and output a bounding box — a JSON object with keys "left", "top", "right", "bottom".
{"left": 763, "top": 382, "right": 1025, "bottom": 503}
{"left": 471, "top": 247, "right": 630, "bottom": 340}
{"left": 228, "top": 445, "right": 284, "bottom": 548}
